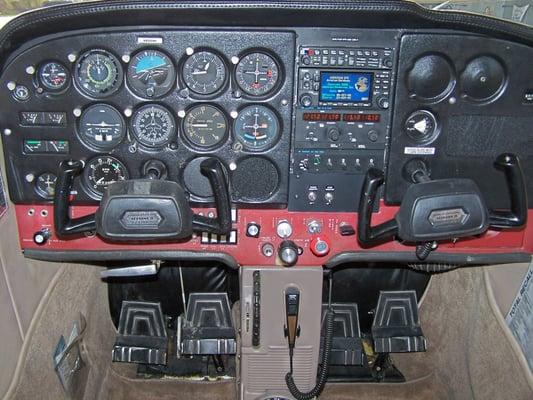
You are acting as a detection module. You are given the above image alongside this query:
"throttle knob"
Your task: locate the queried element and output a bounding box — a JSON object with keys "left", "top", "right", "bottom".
{"left": 278, "top": 240, "right": 299, "bottom": 267}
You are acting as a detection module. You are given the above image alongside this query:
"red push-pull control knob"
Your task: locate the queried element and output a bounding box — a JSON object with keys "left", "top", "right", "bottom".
{"left": 310, "top": 236, "right": 330, "bottom": 257}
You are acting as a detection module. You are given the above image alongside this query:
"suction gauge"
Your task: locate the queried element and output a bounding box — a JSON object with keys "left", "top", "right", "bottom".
{"left": 38, "top": 61, "right": 69, "bottom": 91}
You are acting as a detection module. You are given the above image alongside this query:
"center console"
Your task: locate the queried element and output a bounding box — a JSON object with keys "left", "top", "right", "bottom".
{"left": 289, "top": 30, "right": 397, "bottom": 212}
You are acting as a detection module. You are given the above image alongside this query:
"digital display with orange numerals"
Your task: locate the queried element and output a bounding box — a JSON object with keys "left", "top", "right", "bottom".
{"left": 303, "top": 113, "right": 341, "bottom": 122}
{"left": 343, "top": 113, "right": 381, "bottom": 122}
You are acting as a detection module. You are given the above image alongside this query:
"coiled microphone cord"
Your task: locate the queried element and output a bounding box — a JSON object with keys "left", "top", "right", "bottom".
{"left": 285, "top": 274, "right": 334, "bottom": 400}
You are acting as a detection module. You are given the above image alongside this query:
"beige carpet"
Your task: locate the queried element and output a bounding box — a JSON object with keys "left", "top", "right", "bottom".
{"left": 7, "top": 264, "right": 532, "bottom": 400}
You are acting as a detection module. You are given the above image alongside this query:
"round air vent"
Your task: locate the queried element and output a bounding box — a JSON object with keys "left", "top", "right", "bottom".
{"left": 406, "top": 54, "right": 455, "bottom": 102}
{"left": 460, "top": 56, "right": 506, "bottom": 102}
{"left": 232, "top": 157, "right": 279, "bottom": 202}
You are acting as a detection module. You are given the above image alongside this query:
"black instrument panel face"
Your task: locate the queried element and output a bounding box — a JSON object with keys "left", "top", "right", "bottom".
{"left": 0, "top": 29, "right": 295, "bottom": 204}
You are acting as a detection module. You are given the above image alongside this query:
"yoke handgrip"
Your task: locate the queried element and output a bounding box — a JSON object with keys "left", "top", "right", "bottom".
{"left": 357, "top": 168, "right": 398, "bottom": 247}
{"left": 191, "top": 158, "right": 232, "bottom": 235}
{"left": 489, "top": 153, "right": 528, "bottom": 228}
{"left": 54, "top": 160, "right": 96, "bottom": 238}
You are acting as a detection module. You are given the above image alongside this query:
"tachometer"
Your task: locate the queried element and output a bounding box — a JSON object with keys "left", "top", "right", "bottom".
{"left": 127, "top": 49, "right": 176, "bottom": 98}
{"left": 78, "top": 104, "right": 126, "bottom": 150}
{"left": 235, "top": 52, "right": 280, "bottom": 97}
{"left": 38, "top": 61, "right": 69, "bottom": 91}
{"left": 234, "top": 105, "right": 280, "bottom": 151}
{"left": 182, "top": 51, "right": 227, "bottom": 95}
{"left": 131, "top": 104, "right": 176, "bottom": 148}
{"left": 83, "top": 156, "right": 129, "bottom": 200}
{"left": 75, "top": 49, "right": 122, "bottom": 98}
{"left": 183, "top": 104, "right": 227, "bottom": 149}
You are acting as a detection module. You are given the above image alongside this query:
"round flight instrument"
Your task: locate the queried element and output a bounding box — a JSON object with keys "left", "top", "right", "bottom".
{"left": 182, "top": 51, "right": 227, "bottom": 95}
{"left": 234, "top": 105, "right": 280, "bottom": 151}
{"left": 83, "top": 156, "right": 129, "bottom": 199}
{"left": 183, "top": 104, "right": 227, "bottom": 149}
{"left": 235, "top": 52, "right": 280, "bottom": 96}
{"left": 35, "top": 173, "right": 57, "bottom": 199}
{"left": 127, "top": 50, "right": 176, "bottom": 98}
{"left": 38, "top": 61, "right": 69, "bottom": 91}
{"left": 460, "top": 56, "right": 506, "bottom": 102}
{"left": 75, "top": 49, "right": 122, "bottom": 98}
{"left": 131, "top": 104, "right": 176, "bottom": 148}
{"left": 405, "top": 110, "right": 439, "bottom": 144}
{"left": 78, "top": 104, "right": 126, "bottom": 150}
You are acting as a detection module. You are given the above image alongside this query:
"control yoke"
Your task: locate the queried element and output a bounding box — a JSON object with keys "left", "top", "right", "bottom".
{"left": 357, "top": 153, "right": 528, "bottom": 250}
{"left": 54, "top": 158, "right": 232, "bottom": 241}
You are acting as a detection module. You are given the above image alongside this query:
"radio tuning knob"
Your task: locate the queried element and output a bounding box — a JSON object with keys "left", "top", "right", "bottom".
{"left": 300, "top": 94, "right": 313, "bottom": 107}
{"left": 377, "top": 96, "right": 390, "bottom": 109}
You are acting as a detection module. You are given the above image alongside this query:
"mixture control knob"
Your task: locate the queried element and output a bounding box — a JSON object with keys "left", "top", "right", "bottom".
{"left": 33, "top": 229, "right": 50, "bottom": 245}
{"left": 278, "top": 240, "right": 299, "bottom": 267}
{"left": 300, "top": 94, "right": 313, "bottom": 107}
{"left": 310, "top": 236, "right": 330, "bottom": 257}
{"left": 328, "top": 128, "right": 341, "bottom": 141}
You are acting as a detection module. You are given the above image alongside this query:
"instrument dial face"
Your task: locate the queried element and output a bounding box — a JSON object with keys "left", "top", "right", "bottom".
{"left": 38, "top": 61, "right": 69, "bottom": 91}
{"left": 83, "top": 156, "right": 129, "bottom": 199}
{"left": 35, "top": 173, "right": 57, "bottom": 199}
{"left": 182, "top": 51, "right": 227, "bottom": 95}
{"left": 183, "top": 105, "right": 228, "bottom": 149}
{"left": 132, "top": 104, "right": 176, "bottom": 148}
{"left": 234, "top": 105, "right": 280, "bottom": 151}
{"left": 127, "top": 50, "right": 176, "bottom": 98}
{"left": 78, "top": 104, "right": 126, "bottom": 150}
{"left": 75, "top": 49, "right": 122, "bottom": 98}
{"left": 405, "top": 110, "right": 439, "bottom": 144}
{"left": 235, "top": 52, "right": 280, "bottom": 96}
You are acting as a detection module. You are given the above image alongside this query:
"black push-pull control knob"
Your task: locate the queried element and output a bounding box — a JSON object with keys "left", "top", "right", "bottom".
{"left": 328, "top": 128, "right": 341, "bottom": 141}
{"left": 33, "top": 229, "right": 50, "bottom": 245}
{"left": 279, "top": 240, "right": 299, "bottom": 267}
{"left": 142, "top": 159, "right": 168, "bottom": 180}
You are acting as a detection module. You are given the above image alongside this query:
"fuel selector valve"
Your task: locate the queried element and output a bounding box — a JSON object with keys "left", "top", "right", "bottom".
{"left": 357, "top": 153, "right": 528, "bottom": 257}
